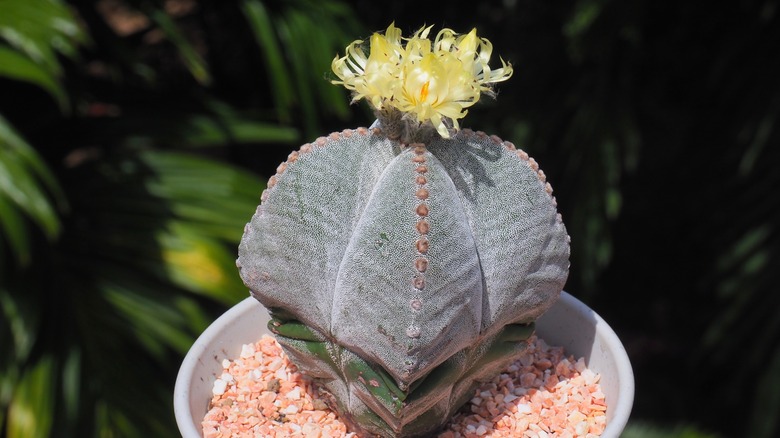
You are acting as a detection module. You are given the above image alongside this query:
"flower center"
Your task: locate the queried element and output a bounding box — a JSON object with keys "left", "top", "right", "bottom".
{"left": 419, "top": 81, "right": 430, "bottom": 103}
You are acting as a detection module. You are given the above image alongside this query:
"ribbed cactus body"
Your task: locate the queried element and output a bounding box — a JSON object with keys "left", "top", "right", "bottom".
{"left": 238, "top": 127, "right": 569, "bottom": 437}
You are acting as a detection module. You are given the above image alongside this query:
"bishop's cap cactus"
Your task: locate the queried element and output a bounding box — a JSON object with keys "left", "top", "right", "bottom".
{"left": 238, "top": 23, "right": 570, "bottom": 437}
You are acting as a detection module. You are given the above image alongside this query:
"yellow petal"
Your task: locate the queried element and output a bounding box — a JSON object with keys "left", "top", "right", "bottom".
{"left": 331, "top": 24, "right": 513, "bottom": 139}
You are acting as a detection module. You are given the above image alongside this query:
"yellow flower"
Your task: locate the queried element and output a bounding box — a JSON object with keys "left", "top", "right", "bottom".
{"left": 332, "top": 23, "right": 513, "bottom": 139}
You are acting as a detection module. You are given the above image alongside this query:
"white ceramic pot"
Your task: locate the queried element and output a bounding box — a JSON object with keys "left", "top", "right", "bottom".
{"left": 174, "top": 292, "right": 634, "bottom": 438}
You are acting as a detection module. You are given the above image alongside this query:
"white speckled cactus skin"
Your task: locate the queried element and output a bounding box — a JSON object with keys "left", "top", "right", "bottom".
{"left": 237, "top": 126, "right": 569, "bottom": 437}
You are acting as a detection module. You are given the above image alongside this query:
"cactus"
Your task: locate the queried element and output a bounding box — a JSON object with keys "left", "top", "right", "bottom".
{"left": 237, "top": 24, "right": 570, "bottom": 437}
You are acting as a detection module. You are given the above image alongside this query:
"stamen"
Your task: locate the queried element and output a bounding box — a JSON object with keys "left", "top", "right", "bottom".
{"left": 420, "top": 81, "right": 430, "bottom": 102}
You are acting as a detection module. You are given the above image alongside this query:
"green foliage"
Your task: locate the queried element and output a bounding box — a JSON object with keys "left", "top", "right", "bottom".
{"left": 0, "top": 115, "right": 65, "bottom": 265}
{"left": 622, "top": 421, "right": 721, "bottom": 438}
{"left": 0, "top": 0, "right": 88, "bottom": 108}
{"left": 239, "top": 0, "right": 361, "bottom": 136}
{"left": 0, "top": 0, "right": 364, "bottom": 436}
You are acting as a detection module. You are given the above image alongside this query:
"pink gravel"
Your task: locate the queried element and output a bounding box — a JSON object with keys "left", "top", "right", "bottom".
{"left": 203, "top": 335, "right": 607, "bottom": 437}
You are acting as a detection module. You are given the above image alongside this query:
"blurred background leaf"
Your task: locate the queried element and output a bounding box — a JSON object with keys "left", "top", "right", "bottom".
{"left": 0, "top": 0, "right": 88, "bottom": 108}
{"left": 1, "top": 0, "right": 778, "bottom": 437}
{"left": 622, "top": 421, "right": 720, "bottom": 438}
{"left": 0, "top": 0, "right": 362, "bottom": 435}
{"left": 0, "top": 115, "right": 65, "bottom": 265}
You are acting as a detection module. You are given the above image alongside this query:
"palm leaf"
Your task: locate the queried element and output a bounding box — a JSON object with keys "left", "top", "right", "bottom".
{"left": 77, "top": 102, "right": 299, "bottom": 150}
{"left": 0, "top": 0, "right": 87, "bottom": 108}
{"left": 0, "top": 0, "right": 86, "bottom": 67}
{"left": 5, "top": 356, "right": 55, "bottom": 438}
{"left": 0, "top": 0, "right": 363, "bottom": 436}
{"left": 0, "top": 147, "right": 267, "bottom": 435}
{"left": 145, "top": 6, "right": 211, "bottom": 85}
{"left": 241, "top": 0, "right": 361, "bottom": 136}
{"left": 0, "top": 46, "right": 66, "bottom": 107}
{"left": 241, "top": 0, "right": 295, "bottom": 123}
{"left": 0, "top": 114, "right": 65, "bottom": 265}
{"left": 622, "top": 421, "right": 720, "bottom": 438}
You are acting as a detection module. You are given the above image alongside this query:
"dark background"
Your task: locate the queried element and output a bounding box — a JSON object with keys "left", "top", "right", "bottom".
{"left": 1, "top": 0, "right": 778, "bottom": 436}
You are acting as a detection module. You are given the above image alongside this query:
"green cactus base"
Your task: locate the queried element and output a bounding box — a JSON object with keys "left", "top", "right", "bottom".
{"left": 268, "top": 311, "right": 535, "bottom": 437}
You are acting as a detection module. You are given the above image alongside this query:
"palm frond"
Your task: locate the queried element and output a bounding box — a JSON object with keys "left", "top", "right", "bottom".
{"left": 241, "top": 0, "right": 362, "bottom": 136}
{"left": 4, "top": 356, "right": 55, "bottom": 438}
{"left": 0, "top": 0, "right": 363, "bottom": 436}
{"left": 0, "top": 0, "right": 87, "bottom": 108}
{"left": 0, "top": 114, "right": 65, "bottom": 265}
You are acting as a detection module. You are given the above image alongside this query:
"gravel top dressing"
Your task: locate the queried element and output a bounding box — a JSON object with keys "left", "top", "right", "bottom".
{"left": 203, "top": 335, "right": 606, "bottom": 438}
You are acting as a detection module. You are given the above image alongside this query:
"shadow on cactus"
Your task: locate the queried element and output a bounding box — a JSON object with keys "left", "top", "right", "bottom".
{"left": 237, "top": 23, "right": 570, "bottom": 437}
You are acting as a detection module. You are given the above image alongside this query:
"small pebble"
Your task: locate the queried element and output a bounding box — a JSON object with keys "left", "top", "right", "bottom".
{"left": 281, "top": 404, "right": 299, "bottom": 415}
{"left": 211, "top": 378, "right": 227, "bottom": 396}
{"left": 285, "top": 387, "right": 301, "bottom": 400}
{"left": 240, "top": 344, "right": 254, "bottom": 359}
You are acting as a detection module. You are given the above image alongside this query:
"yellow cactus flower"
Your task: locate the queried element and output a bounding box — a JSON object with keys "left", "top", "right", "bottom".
{"left": 332, "top": 23, "right": 513, "bottom": 139}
